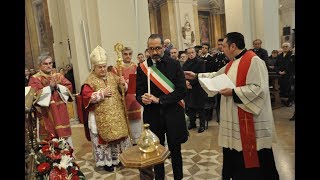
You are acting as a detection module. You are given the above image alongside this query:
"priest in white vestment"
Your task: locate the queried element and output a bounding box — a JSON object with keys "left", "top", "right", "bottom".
{"left": 185, "top": 32, "right": 279, "bottom": 180}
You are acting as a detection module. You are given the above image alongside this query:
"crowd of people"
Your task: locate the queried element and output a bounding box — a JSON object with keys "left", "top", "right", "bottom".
{"left": 25, "top": 31, "right": 295, "bottom": 179}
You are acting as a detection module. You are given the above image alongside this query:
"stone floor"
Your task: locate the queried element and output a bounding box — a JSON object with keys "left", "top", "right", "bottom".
{"left": 71, "top": 104, "right": 295, "bottom": 180}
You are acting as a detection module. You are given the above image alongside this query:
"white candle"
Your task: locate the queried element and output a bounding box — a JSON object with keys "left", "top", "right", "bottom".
{"left": 147, "top": 68, "right": 150, "bottom": 94}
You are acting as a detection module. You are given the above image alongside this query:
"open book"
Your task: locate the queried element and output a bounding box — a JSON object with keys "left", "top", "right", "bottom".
{"left": 199, "top": 73, "right": 236, "bottom": 97}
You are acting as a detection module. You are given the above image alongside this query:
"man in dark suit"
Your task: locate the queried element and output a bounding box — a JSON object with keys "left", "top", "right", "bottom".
{"left": 183, "top": 47, "right": 207, "bottom": 133}
{"left": 250, "top": 39, "right": 268, "bottom": 62}
{"left": 136, "top": 34, "right": 189, "bottom": 180}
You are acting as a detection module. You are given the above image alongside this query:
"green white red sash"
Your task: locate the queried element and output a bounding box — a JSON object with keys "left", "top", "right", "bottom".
{"left": 140, "top": 61, "right": 185, "bottom": 108}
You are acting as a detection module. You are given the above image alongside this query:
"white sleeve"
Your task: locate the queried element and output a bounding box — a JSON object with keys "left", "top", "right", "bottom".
{"left": 124, "top": 82, "right": 128, "bottom": 92}
{"left": 57, "top": 84, "right": 73, "bottom": 103}
{"left": 25, "top": 86, "right": 31, "bottom": 96}
{"left": 90, "top": 89, "right": 105, "bottom": 103}
{"left": 36, "top": 86, "right": 52, "bottom": 107}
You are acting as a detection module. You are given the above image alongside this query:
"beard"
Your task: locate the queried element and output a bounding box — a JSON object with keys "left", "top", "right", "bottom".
{"left": 151, "top": 54, "right": 161, "bottom": 61}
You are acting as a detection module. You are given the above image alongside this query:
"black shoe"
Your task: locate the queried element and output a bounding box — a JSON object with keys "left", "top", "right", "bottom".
{"left": 188, "top": 124, "right": 196, "bottom": 130}
{"left": 198, "top": 126, "right": 205, "bottom": 133}
{"left": 104, "top": 165, "right": 114, "bottom": 172}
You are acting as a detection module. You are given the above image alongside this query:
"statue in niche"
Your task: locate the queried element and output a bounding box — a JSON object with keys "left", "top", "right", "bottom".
{"left": 182, "top": 20, "right": 195, "bottom": 48}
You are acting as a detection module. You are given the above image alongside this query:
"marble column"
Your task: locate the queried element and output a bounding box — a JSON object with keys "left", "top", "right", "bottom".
{"left": 209, "top": 0, "right": 226, "bottom": 48}
{"left": 279, "top": 0, "right": 295, "bottom": 46}
{"left": 224, "top": 0, "right": 280, "bottom": 53}
{"left": 47, "top": 0, "right": 151, "bottom": 93}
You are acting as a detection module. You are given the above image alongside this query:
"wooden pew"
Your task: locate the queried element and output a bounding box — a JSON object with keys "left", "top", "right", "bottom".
{"left": 269, "top": 72, "right": 282, "bottom": 109}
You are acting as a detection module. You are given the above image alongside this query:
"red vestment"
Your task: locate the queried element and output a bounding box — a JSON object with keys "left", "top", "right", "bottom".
{"left": 120, "top": 63, "right": 142, "bottom": 121}
{"left": 28, "top": 72, "right": 73, "bottom": 139}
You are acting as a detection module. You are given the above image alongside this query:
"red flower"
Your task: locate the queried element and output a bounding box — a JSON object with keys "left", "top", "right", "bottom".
{"left": 35, "top": 136, "right": 84, "bottom": 179}
{"left": 71, "top": 175, "right": 79, "bottom": 180}
{"left": 69, "top": 167, "right": 78, "bottom": 175}
{"left": 42, "top": 145, "right": 51, "bottom": 153}
{"left": 37, "top": 162, "right": 51, "bottom": 173}
{"left": 49, "top": 167, "right": 68, "bottom": 180}
{"left": 53, "top": 141, "right": 59, "bottom": 148}
{"left": 47, "top": 153, "right": 62, "bottom": 160}
{"left": 61, "top": 148, "right": 74, "bottom": 156}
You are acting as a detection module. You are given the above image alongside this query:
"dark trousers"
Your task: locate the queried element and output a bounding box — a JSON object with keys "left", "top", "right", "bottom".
{"left": 222, "top": 148, "right": 279, "bottom": 180}
{"left": 188, "top": 107, "right": 206, "bottom": 128}
{"left": 154, "top": 132, "right": 183, "bottom": 180}
{"left": 279, "top": 75, "right": 290, "bottom": 97}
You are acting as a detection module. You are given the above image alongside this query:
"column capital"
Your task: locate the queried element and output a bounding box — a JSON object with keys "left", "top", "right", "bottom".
{"left": 192, "top": 0, "right": 198, "bottom": 6}
{"left": 279, "top": 0, "right": 295, "bottom": 11}
{"left": 209, "top": 0, "right": 225, "bottom": 14}
{"left": 149, "top": 0, "right": 164, "bottom": 9}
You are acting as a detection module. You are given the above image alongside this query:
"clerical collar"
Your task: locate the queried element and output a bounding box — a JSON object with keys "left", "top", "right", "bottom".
{"left": 235, "top": 49, "right": 247, "bottom": 59}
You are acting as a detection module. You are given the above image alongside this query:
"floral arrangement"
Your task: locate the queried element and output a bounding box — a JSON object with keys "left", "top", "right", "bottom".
{"left": 32, "top": 136, "right": 85, "bottom": 180}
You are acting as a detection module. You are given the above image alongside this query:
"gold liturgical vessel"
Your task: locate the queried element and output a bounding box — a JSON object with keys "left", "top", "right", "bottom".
{"left": 137, "top": 124, "right": 160, "bottom": 153}
{"left": 120, "top": 123, "right": 170, "bottom": 168}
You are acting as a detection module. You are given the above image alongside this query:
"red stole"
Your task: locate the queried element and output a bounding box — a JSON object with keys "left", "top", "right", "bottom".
{"left": 225, "top": 50, "right": 260, "bottom": 168}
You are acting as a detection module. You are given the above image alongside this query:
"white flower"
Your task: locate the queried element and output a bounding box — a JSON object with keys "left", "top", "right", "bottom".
{"left": 51, "top": 138, "right": 59, "bottom": 142}
{"left": 53, "top": 154, "right": 74, "bottom": 170}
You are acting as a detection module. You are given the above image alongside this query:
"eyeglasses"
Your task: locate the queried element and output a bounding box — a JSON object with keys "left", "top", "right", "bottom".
{"left": 123, "top": 52, "right": 132, "bottom": 56}
{"left": 149, "top": 47, "right": 162, "bottom": 51}
{"left": 282, "top": 46, "right": 289, "bottom": 48}
{"left": 42, "top": 62, "right": 53, "bottom": 66}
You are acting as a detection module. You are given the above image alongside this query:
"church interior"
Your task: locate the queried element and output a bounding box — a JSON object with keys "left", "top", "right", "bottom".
{"left": 25, "top": 0, "right": 295, "bottom": 179}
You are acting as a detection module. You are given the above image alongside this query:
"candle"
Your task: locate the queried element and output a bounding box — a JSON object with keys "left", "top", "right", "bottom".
{"left": 147, "top": 67, "right": 150, "bottom": 94}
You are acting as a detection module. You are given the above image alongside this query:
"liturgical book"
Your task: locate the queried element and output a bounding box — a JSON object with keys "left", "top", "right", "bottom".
{"left": 199, "top": 73, "right": 236, "bottom": 97}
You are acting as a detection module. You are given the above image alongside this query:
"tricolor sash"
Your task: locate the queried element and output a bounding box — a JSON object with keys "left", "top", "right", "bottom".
{"left": 140, "top": 61, "right": 185, "bottom": 108}
{"left": 225, "top": 50, "right": 260, "bottom": 168}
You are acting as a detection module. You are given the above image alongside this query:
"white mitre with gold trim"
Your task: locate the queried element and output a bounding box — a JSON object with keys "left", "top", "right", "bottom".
{"left": 90, "top": 45, "right": 108, "bottom": 66}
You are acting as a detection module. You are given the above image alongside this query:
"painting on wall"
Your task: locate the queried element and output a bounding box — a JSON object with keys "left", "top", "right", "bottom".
{"left": 198, "top": 15, "right": 210, "bottom": 45}
{"left": 32, "top": 0, "right": 49, "bottom": 55}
